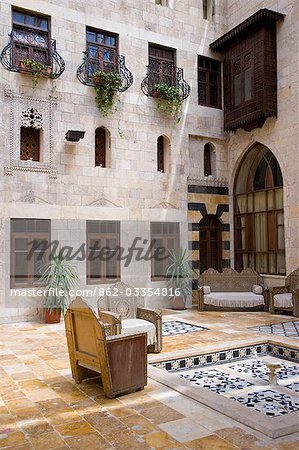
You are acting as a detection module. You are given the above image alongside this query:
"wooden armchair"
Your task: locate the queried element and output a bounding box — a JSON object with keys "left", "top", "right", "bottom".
{"left": 98, "top": 281, "right": 162, "bottom": 353}
{"left": 65, "top": 297, "right": 147, "bottom": 398}
{"left": 269, "top": 269, "right": 299, "bottom": 316}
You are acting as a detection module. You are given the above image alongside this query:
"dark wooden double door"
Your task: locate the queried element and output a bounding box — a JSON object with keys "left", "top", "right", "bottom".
{"left": 199, "top": 215, "right": 222, "bottom": 273}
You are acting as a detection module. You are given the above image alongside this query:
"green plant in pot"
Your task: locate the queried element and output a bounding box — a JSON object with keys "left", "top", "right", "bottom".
{"left": 93, "top": 71, "right": 122, "bottom": 116}
{"left": 20, "top": 59, "right": 48, "bottom": 88}
{"left": 166, "top": 248, "right": 193, "bottom": 310}
{"left": 39, "top": 250, "right": 79, "bottom": 323}
{"left": 152, "top": 82, "right": 183, "bottom": 122}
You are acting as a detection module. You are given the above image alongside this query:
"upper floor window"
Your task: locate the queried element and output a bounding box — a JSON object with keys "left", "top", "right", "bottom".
{"left": 86, "top": 27, "right": 118, "bottom": 76}
{"left": 149, "top": 44, "right": 175, "bottom": 87}
{"left": 86, "top": 221, "right": 120, "bottom": 284}
{"left": 204, "top": 143, "right": 212, "bottom": 176}
{"left": 12, "top": 9, "right": 50, "bottom": 69}
{"left": 95, "top": 127, "right": 110, "bottom": 168}
{"left": 11, "top": 219, "right": 51, "bottom": 288}
{"left": 151, "top": 222, "right": 180, "bottom": 279}
{"left": 157, "top": 135, "right": 170, "bottom": 173}
{"left": 203, "top": 0, "right": 208, "bottom": 19}
{"left": 198, "top": 56, "right": 221, "bottom": 108}
{"left": 20, "top": 126, "right": 40, "bottom": 161}
{"left": 155, "top": 0, "right": 169, "bottom": 6}
{"left": 210, "top": 9, "right": 284, "bottom": 132}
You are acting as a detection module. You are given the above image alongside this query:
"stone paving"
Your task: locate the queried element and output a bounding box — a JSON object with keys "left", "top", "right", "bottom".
{"left": 0, "top": 310, "right": 299, "bottom": 449}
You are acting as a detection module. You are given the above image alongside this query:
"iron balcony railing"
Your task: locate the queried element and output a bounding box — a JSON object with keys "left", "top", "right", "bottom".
{"left": 141, "top": 60, "right": 190, "bottom": 100}
{"left": 0, "top": 28, "right": 65, "bottom": 78}
{"left": 76, "top": 47, "right": 133, "bottom": 92}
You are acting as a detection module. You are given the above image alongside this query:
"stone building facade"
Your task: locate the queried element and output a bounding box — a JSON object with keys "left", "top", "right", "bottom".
{"left": 0, "top": 0, "right": 298, "bottom": 322}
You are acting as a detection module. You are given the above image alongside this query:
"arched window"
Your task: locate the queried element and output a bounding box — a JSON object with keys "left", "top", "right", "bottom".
{"left": 204, "top": 142, "right": 215, "bottom": 176}
{"left": 157, "top": 135, "right": 170, "bottom": 173}
{"left": 199, "top": 215, "right": 222, "bottom": 272}
{"left": 95, "top": 127, "right": 110, "bottom": 168}
{"left": 234, "top": 144, "right": 285, "bottom": 274}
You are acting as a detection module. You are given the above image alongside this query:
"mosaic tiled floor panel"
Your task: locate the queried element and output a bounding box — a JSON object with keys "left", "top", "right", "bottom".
{"left": 162, "top": 320, "right": 208, "bottom": 336}
{"left": 178, "top": 356, "right": 299, "bottom": 417}
{"left": 251, "top": 320, "right": 299, "bottom": 337}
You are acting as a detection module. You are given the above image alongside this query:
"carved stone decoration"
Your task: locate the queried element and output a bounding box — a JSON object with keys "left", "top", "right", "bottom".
{"left": 21, "top": 107, "right": 43, "bottom": 129}
{"left": 14, "top": 189, "right": 51, "bottom": 204}
{"left": 3, "top": 88, "right": 57, "bottom": 178}
{"left": 188, "top": 176, "right": 228, "bottom": 187}
{"left": 151, "top": 201, "right": 178, "bottom": 209}
{"left": 87, "top": 197, "right": 120, "bottom": 207}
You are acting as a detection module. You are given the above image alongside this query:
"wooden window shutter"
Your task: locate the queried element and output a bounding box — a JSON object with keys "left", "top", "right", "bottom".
{"left": 20, "top": 127, "right": 40, "bottom": 161}
{"left": 95, "top": 127, "right": 106, "bottom": 167}
{"left": 157, "top": 136, "right": 164, "bottom": 172}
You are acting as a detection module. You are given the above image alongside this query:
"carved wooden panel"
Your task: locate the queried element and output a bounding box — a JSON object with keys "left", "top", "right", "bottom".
{"left": 20, "top": 126, "right": 40, "bottom": 161}
{"left": 210, "top": 9, "right": 284, "bottom": 132}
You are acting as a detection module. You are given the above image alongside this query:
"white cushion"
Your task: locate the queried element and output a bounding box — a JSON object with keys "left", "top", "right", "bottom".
{"left": 203, "top": 285, "right": 211, "bottom": 294}
{"left": 122, "top": 318, "right": 156, "bottom": 345}
{"left": 274, "top": 293, "right": 293, "bottom": 308}
{"left": 204, "top": 292, "right": 265, "bottom": 308}
{"left": 252, "top": 284, "right": 263, "bottom": 295}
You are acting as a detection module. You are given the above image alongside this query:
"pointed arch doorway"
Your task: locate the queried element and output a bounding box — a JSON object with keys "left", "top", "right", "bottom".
{"left": 199, "top": 215, "right": 222, "bottom": 273}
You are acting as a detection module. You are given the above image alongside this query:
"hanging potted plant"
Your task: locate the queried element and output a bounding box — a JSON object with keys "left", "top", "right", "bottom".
{"left": 39, "top": 250, "right": 79, "bottom": 323}
{"left": 166, "top": 248, "right": 193, "bottom": 310}
{"left": 93, "top": 71, "right": 122, "bottom": 116}
{"left": 19, "top": 59, "right": 51, "bottom": 88}
{"left": 152, "top": 82, "right": 183, "bottom": 122}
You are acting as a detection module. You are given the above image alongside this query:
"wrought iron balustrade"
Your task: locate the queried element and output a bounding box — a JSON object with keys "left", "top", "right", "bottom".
{"left": 141, "top": 60, "right": 190, "bottom": 100}
{"left": 77, "top": 47, "right": 133, "bottom": 92}
{"left": 0, "top": 28, "right": 65, "bottom": 79}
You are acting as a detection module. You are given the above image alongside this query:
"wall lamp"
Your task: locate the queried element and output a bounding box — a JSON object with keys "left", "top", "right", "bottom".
{"left": 65, "top": 130, "right": 85, "bottom": 142}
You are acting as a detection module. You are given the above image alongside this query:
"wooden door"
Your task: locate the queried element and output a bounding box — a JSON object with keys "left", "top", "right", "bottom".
{"left": 199, "top": 215, "right": 222, "bottom": 272}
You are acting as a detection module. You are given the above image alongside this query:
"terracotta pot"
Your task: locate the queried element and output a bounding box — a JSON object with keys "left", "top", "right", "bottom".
{"left": 171, "top": 296, "right": 186, "bottom": 310}
{"left": 151, "top": 89, "right": 160, "bottom": 98}
{"left": 44, "top": 308, "right": 61, "bottom": 324}
{"left": 44, "top": 66, "right": 52, "bottom": 75}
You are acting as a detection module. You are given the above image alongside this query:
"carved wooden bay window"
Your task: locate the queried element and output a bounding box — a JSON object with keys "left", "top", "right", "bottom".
{"left": 210, "top": 9, "right": 284, "bottom": 132}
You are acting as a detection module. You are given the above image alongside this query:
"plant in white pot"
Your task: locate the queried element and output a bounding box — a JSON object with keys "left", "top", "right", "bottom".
{"left": 39, "top": 250, "right": 79, "bottom": 323}
{"left": 166, "top": 248, "right": 193, "bottom": 310}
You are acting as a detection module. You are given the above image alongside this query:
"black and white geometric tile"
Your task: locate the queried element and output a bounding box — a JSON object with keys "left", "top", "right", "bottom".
{"left": 285, "top": 382, "right": 299, "bottom": 393}
{"left": 180, "top": 369, "right": 253, "bottom": 394}
{"left": 251, "top": 321, "right": 299, "bottom": 338}
{"left": 232, "top": 390, "right": 299, "bottom": 417}
{"left": 227, "top": 360, "right": 299, "bottom": 381}
{"left": 162, "top": 321, "right": 208, "bottom": 336}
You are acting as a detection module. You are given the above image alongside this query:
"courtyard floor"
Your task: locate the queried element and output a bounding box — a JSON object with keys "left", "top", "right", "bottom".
{"left": 0, "top": 310, "right": 299, "bottom": 449}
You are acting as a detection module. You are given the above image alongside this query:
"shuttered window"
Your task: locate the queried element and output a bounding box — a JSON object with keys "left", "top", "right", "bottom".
{"left": 151, "top": 222, "right": 180, "bottom": 279}
{"left": 11, "top": 219, "right": 51, "bottom": 288}
{"left": 87, "top": 221, "right": 120, "bottom": 284}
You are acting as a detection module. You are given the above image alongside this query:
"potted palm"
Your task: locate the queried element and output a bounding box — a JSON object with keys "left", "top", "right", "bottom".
{"left": 166, "top": 248, "right": 193, "bottom": 310}
{"left": 39, "top": 250, "right": 79, "bottom": 323}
